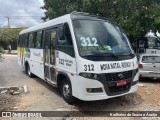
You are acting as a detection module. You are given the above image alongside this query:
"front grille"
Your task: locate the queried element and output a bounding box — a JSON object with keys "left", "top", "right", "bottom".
{"left": 105, "top": 70, "right": 133, "bottom": 81}
{"left": 104, "top": 70, "right": 133, "bottom": 94}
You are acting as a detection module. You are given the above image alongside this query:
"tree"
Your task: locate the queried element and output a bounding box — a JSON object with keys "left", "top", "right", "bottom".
{"left": 41, "top": 0, "right": 160, "bottom": 42}
{"left": 0, "top": 27, "right": 26, "bottom": 43}
{"left": 41, "top": 0, "right": 83, "bottom": 20}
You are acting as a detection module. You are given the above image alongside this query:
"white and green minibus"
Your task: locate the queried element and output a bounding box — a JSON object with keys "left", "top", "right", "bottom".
{"left": 18, "top": 12, "right": 139, "bottom": 103}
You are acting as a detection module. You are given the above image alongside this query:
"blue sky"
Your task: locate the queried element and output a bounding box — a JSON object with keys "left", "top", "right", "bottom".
{"left": 0, "top": 0, "right": 45, "bottom": 28}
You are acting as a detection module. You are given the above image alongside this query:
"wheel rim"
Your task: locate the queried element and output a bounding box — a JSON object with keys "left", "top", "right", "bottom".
{"left": 63, "top": 83, "right": 71, "bottom": 98}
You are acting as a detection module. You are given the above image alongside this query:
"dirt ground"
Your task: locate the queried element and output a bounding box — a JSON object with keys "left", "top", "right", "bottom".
{"left": 0, "top": 94, "right": 16, "bottom": 111}
{"left": 0, "top": 55, "right": 160, "bottom": 120}
{"left": 137, "top": 79, "right": 160, "bottom": 108}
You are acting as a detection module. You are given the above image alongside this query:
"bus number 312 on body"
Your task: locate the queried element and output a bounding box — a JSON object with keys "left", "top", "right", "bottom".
{"left": 18, "top": 12, "right": 139, "bottom": 104}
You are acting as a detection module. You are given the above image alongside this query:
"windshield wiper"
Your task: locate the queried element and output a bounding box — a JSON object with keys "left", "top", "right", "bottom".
{"left": 114, "top": 52, "right": 135, "bottom": 56}
{"left": 83, "top": 53, "right": 119, "bottom": 59}
{"left": 105, "top": 53, "right": 119, "bottom": 59}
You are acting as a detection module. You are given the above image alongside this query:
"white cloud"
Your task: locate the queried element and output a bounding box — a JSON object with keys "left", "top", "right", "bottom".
{"left": 0, "top": 0, "right": 45, "bottom": 28}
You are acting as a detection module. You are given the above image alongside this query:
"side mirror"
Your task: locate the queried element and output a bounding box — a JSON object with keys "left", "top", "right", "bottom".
{"left": 58, "top": 26, "right": 65, "bottom": 40}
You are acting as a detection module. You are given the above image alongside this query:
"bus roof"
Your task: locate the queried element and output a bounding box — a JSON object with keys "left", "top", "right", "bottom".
{"left": 19, "top": 12, "right": 107, "bottom": 35}
{"left": 19, "top": 14, "right": 71, "bottom": 35}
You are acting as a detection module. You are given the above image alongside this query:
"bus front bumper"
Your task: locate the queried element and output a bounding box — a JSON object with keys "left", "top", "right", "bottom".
{"left": 71, "top": 72, "right": 139, "bottom": 101}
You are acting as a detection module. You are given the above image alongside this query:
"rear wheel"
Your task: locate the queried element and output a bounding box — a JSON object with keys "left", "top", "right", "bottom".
{"left": 61, "top": 79, "right": 75, "bottom": 104}
{"left": 25, "top": 64, "right": 34, "bottom": 78}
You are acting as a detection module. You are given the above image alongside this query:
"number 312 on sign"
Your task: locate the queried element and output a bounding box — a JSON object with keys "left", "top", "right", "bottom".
{"left": 80, "top": 37, "right": 99, "bottom": 47}
{"left": 84, "top": 64, "right": 94, "bottom": 71}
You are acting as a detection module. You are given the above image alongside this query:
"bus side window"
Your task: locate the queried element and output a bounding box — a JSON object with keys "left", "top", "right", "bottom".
{"left": 20, "top": 35, "right": 24, "bottom": 47}
{"left": 24, "top": 34, "right": 28, "bottom": 47}
{"left": 45, "top": 30, "right": 50, "bottom": 49}
{"left": 50, "top": 30, "right": 57, "bottom": 64}
{"left": 28, "top": 33, "right": 35, "bottom": 48}
{"left": 18, "top": 36, "right": 21, "bottom": 47}
{"left": 57, "top": 24, "right": 74, "bottom": 57}
{"left": 35, "top": 31, "right": 43, "bottom": 49}
{"left": 19, "top": 35, "right": 25, "bottom": 48}
{"left": 19, "top": 33, "right": 33, "bottom": 48}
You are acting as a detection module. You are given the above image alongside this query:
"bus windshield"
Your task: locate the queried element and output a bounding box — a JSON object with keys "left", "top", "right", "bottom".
{"left": 147, "top": 37, "right": 160, "bottom": 49}
{"left": 73, "top": 20, "right": 133, "bottom": 57}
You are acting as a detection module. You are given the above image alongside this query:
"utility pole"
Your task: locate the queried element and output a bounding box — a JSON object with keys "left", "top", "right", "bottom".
{"left": 6, "top": 17, "right": 10, "bottom": 28}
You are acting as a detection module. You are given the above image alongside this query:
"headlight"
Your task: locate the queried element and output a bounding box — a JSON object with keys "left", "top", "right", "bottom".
{"left": 79, "top": 73, "right": 100, "bottom": 80}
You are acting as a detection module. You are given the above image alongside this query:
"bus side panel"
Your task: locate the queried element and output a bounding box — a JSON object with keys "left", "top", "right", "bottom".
{"left": 29, "top": 48, "right": 44, "bottom": 79}
{"left": 18, "top": 47, "right": 25, "bottom": 67}
{"left": 17, "top": 47, "right": 21, "bottom": 66}
{"left": 22, "top": 47, "right": 26, "bottom": 67}
{"left": 55, "top": 50, "right": 77, "bottom": 79}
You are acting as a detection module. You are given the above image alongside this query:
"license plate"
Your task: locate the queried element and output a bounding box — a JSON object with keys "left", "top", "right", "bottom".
{"left": 149, "top": 73, "right": 160, "bottom": 77}
{"left": 116, "top": 80, "right": 127, "bottom": 87}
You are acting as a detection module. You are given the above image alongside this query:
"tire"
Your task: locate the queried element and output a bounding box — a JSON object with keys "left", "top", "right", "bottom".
{"left": 61, "top": 79, "right": 75, "bottom": 104}
{"left": 26, "top": 64, "right": 34, "bottom": 78}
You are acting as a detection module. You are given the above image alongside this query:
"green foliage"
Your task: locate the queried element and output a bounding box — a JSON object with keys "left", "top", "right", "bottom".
{"left": 0, "top": 27, "right": 26, "bottom": 42}
{"left": 42, "top": 0, "right": 160, "bottom": 42}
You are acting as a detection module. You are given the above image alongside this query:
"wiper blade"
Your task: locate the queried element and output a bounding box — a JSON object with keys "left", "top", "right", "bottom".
{"left": 115, "top": 52, "right": 135, "bottom": 56}
{"left": 108, "top": 53, "right": 119, "bottom": 59}
{"left": 84, "top": 53, "right": 118, "bottom": 59}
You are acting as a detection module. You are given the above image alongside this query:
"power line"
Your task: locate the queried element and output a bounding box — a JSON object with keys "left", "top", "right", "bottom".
{"left": 0, "top": 16, "right": 43, "bottom": 18}
{"left": 0, "top": 16, "right": 43, "bottom": 20}
{"left": 0, "top": 15, "right": 42, "bottom": 17}
{"left": 0, "top": 16, "right": 44, "bottom": 27}
{"left": 0, "top": 18, "right": 42, "bottom": 19}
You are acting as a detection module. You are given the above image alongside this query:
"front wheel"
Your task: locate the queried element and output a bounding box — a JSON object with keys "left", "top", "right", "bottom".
{"left": 61, "top": 79, "right": 75, "bottom": 104}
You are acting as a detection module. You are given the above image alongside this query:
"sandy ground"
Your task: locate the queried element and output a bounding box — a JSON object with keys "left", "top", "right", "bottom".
{"left": 0, "top": 55, "right": 160, "bottom": 120}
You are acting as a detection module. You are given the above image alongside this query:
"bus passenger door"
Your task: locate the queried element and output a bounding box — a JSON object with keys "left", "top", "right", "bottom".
{"left": 44, "top": 29, "right": 57, "bottom": 84}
